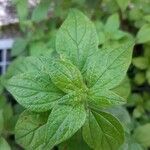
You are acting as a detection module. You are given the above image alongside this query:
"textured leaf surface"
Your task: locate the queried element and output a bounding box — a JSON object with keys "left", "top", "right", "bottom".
{"left": 45, "top": 104, "right": 86, "bottom": 149}
{"left": 15, "top": 110, "right": 48, "bottom": 149}
{"left": 49, "top": 59, "right": 86, "bottom": 93}
{"left": 6, "top": 72, "right": 64, "bottom": 112}
{"left": 107, "top": 106, "right": 131, "bottom": 132}
{"left": 82, "top": 110, "right": 124, "bottom": 150}
{"left": 5, "top": 56, "right": 53, "bottom": 79}
{"left": 87, "top": 88, "right": 125, "bottom": 108}
{"left": 83, "top": 43, "right": 133, "bottom": 89}
{"left": 56, "top": 9, "right": 98, "bottom": 70}
{"left": 57, "top": 91, "right": 83, "bottom": 106}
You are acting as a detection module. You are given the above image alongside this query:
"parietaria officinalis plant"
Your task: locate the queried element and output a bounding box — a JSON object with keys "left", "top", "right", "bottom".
{"left": 6, "top": 9, "right": 134, "bottom": 150}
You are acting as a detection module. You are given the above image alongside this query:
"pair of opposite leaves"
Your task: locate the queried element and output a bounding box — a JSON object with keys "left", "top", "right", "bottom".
{"left": 6, "top": 9, "right": 133, "bottom": 150}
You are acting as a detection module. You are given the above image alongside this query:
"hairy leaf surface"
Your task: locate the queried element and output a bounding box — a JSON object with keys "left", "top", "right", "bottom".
{"left": 6, "top": 72, "right": 64, "bottom": 112}
{"left": 83, "top": 43, "right": 133, "bottom": 89}
{"left": 5, "top": 56, "right": 52, "bottom": 79}
{"left": 15, "top": 110, "right": 48, "bottom": 149}
{"left": 45, "top": 104, "right": 86, "bottom": 149}
{"left": 87, "top": 88, "right": 125, "bottom": 108}
{"left": 49, "top": 59, "right": 87, "bottom": 93}
{"left": 56, "top": 9, "right": 98, "bottom": 70}
{"left": 82, "top": 110, "right": 124, "bottom": 150}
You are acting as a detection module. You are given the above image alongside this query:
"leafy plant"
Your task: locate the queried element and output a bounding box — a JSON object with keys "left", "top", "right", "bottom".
{"left": 5, "top": 9, "right": 134, "bottom": 150}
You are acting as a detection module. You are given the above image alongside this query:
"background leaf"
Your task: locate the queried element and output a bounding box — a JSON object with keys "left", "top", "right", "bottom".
{"left": 11, "top": 38, "right": 28, "bottom": 57}
{"left": 115, "top": 0, "right": 129, "bottom": 11}
{"left": 133, "top": 123, "right": 150, "bottom": 147}
{"left": 0, "top": 137, "right": 11, "bottom": 150}
{"left": 132, "top": 57, "right": 149, "bottom": 70}
{"left": 31, "top": 0, "right": 51, "bottom": 22}
{"left": 136, "top": 24, "right": 150, "bottom": 43}
{"left": 105, "top": 13, "right": 120, "bottom": 32}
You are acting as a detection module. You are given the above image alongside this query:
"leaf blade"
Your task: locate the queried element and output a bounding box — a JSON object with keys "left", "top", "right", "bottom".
{"left": 49, "top": 59, "right": 86, "bottom": 93}
{"left": 82, "top": 110, "right": 124, "bottom": 150}
{"left": 45, "top": 104, "right": 86, "bottom": 149}
{"left": 15, "top": 110, "right": 48, "bottom": 149}
{"left": 83, "top": 43, "right": 134, "bottom": 89}
{"left": 88, "top": 88, "right": 125, "bottom": 108}
{"left": 6, "top": 72, "right": 64, "bottom": 112}
{"left": 56, "top": 9, "right": 99, "bottom": 70}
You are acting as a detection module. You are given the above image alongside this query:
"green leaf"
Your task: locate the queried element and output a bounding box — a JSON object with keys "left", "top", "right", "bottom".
{"left": 14, "top": 0, "right": 28, "bottom": 21}
{"left": 29, "top": 42, "right": 53, "bottom": 56}
{"left": 0, "top": 137, "right": 11, "bottom": 150}
{"left": 112, "top": 77, "right": 131, "bottom": 99}
{"left": 5, "top": 57, "right": 26, "bottom": 79}
{"left": 95, "top": 21, "right": 105, "bottom": 45}
{"left": 49, "top": 59, "right": 87, "bottom": 93}
{"left": 0, "top": 77, "right": 4, "bottom": 94}
{"left": 82, "top": 110, "right": 124, "bottom": 150}
{"left": 11, "top": 38, "right": 28, "bottom": 57}
{"left": 111, "top": 30, "right": 127, "bottom": 40}
{"left": 133, "top": 123, "right": 150, "bottom": 147}
{"left": 132, "top": 57, "right": 149, "bottom": 69}
{"left": 83, "top": 43, "right": 133, "bottom": 89}
{"left": 0, "top": 110, "right": 4, "bottom": 133}
{"left": 115, "top": 0, "right": 129, "bottom": 11}
{"left": 45, "top": 104, "right": 86, "bottom": 149}
{"left": 127, "top": 93, "right": 143, "bottom": 107}
{"left": 105, "top": 13, "right": 120, "bottom": 32}
{"left": 3, "top": 103, "right": 13, "bottom": 132}
{"left": 31, "top": 0, "right": 51, "bottom": 22}
{"left": 56, "top": 9, "right": 98, "bottom": 70}
{"left": 106, "top": 106, "right": 132, "bottom": 132}
{"left": 134, "top": 72, "right": 146, "bottom": 85}
{"left": 120, "top": 143, "right": 144, "bottom": 150}
{"left": 144, "top": 15, "right": 150, "bottom": 23}
{"left": 56, "top": 91, "right": 83, "bottom": 106}
{"left": 15, "top": 110, "right": 48, "bottom": 149}
{"left": 59, "top": 130, "right": 91, "bottom": 150}
{"left": 133, "top": 106, "right": 144, "bottom": 119}
{"left": 6, "top": 72, "right": 64, "bottom": 112}
{"left": 136, "top": 24, "right": 150, "bottom": 43}
{"left": 146, "top": 68, "right": 150, "bottom": 84}
{"left": 5, "top": 56, "right": 53, "bottom": 79}
{"left": 119, "top": 135, "right": 144, "bottom": 150}
{"left": 87, "top": 88, "right": 125, "bottom": 108}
